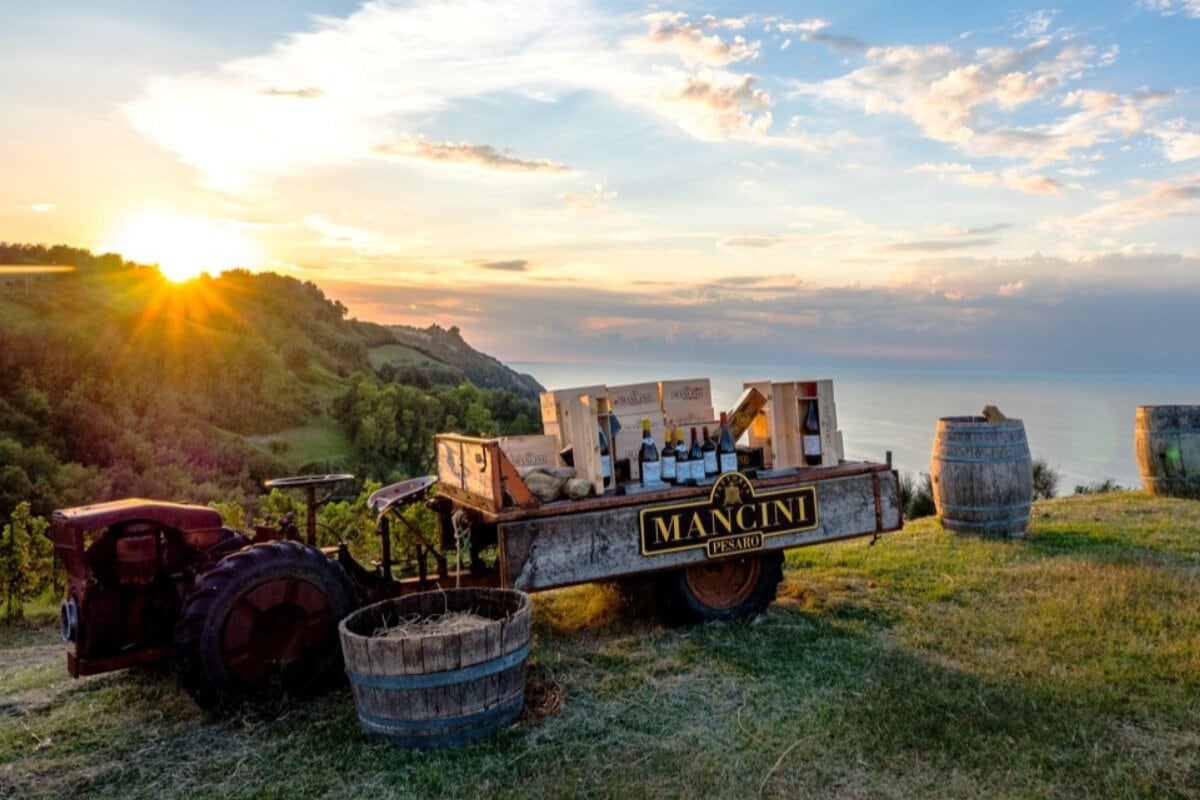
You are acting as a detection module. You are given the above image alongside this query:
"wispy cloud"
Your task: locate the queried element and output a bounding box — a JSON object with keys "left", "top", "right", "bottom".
{"left": 16, "top": 202, "right": 57, "bottom": 213}
{"left": 474, "top": 259, "right": 529, "bottom": 272}
{"left": 907, "top": 162, "right": 1061, "bottom": 194}
{"left": 631, "top": 12, "right": 761, "bottom": 66}
{"left": 1042, "top": 175, "right": 1200, "bottom": 233}
{"left": 258, "top": 87, "right": 324, "bottom": 98}
{"left": 1140, "top": 0, "right": 1200, "bottom": 19}
{"left": 562, "top": 184, "right": 617, "bottom": 213}
{"left": 375, "top": 138, "right": 570, "bottom": 173}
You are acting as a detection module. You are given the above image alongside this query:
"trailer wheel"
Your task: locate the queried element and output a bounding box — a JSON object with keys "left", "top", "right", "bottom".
{"left": 666, "top": 552, "right": 783, "bottom": 624}
{"left": 174, "top": 541, "right": 359, "bottom": 709}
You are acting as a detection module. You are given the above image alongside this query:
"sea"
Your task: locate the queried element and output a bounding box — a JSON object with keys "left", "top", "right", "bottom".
{"left": 510, "top": 361, "right": 1200, "bottom": 492}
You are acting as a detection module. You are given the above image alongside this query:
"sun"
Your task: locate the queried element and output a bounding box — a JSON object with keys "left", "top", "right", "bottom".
{"left": 102, "top": 210, "right": 263, "bottom": 282}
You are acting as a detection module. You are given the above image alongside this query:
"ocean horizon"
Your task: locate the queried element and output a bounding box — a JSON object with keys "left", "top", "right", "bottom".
{"left": 512, "top": 360, "right": 1200, "bottom": 493}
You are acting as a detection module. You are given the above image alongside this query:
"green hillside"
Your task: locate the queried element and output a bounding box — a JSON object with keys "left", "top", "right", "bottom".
{"left": 0, "top": 243, "right": 542, "bottom": 518}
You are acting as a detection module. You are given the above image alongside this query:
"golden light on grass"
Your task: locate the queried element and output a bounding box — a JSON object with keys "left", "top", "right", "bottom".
{"left": 102, "top": 210, "right": 262, "bottom": 283}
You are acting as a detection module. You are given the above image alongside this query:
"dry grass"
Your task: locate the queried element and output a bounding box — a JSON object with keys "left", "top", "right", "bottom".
{"left": 372, "top": 611, "right": 493, "bottom": 639}
{"left": 2, "top": 491, "right": 1198, "bottom": 799}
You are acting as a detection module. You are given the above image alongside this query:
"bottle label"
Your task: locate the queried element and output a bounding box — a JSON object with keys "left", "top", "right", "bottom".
{"left": 691, "top": 460, "right": 705, "bottom": 483}
{"left": 600, "top": 454, "right": 611, "bottom": 479}
{"left": 662, "top": 454, "right": 676, "bottom": 480}
{"left": 641, "top": 461, "right": 662, "bottom": 485}
{"left": 703, "top": 451, "right": 718, "bottom": 474}
{"left": 719, "top": 453, "right": 738, "bottom": 473}
{"left": 803, "top": 435, "right": 822, "bottom": 457}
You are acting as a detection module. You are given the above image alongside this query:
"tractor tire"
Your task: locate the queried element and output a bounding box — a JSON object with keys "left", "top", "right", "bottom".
{"left": 664, "top": 551, "right": 783, "bottom": 625}
{"left": 173, "top": 541, "right": 359, "bottom": 709}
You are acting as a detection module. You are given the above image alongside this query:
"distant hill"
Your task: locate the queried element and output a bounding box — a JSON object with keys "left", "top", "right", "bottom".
{"left": 0, "top": 242, "right": 542, "bottom": 517}
{"left": 385, "top": 324, "right": 542, "bottom": 400}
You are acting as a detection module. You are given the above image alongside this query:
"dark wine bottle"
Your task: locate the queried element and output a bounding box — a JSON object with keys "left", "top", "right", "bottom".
{"left": 638, "top": 417, "right": 661, "bottom": 486}
{"left": 688, "top": 426, "right": 704, "bottom": 484}
{"left": 674, "top": 426, "right": 689, "bottom": 485}
{"left": 701, "top": 425, "right": 717, "bottom": 478}
{"left": 717, "top": 411, "right": 737, "bottom": 473}
{"left": 661, "top": 424, "right": 677, "bottom": 483}
{"left": 598, "top": 422, "right": 612, "bottom": 489}
{"left": 803, "top": 400, "right": 822, "bottom": 466}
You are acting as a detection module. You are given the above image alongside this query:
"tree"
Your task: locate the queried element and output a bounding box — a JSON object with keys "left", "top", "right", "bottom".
{"left": 0, "top": 502, "right": 53, "bottom": 620}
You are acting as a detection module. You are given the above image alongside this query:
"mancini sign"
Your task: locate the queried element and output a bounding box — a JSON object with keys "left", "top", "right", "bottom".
{"left": 639, "top": 472, "right": 819, "bottom": 559}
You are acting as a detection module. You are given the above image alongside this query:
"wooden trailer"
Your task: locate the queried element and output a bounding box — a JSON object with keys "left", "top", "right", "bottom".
{"left": 430, "top": 433, "right": 902, "bottom": 621}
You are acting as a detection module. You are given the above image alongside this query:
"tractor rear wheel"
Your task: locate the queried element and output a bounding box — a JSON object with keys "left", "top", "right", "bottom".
{"left": 174, "top": 541, "right": 359, "bottom": 709}
{"left": 665, "top": 551, "right": 783, "bottom": 624}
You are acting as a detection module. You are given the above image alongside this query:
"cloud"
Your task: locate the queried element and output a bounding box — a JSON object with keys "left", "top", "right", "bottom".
{"left": 1140, "top": 0, "right": 1200, "bottom": 18}
{"left": 562, "top": 184, "right": 618, "bottom": 212}
{"left": 474, "top": 259, "right": 529, "bottom": 272}
{"left": 375, "top": 138, "right": 570, "bottom": 173}
{"left": 658, "top": 70, "right": 773, "bottom": 140}
{"left": 906, "top": 162, "right": 1060, "bottom": 194}
{"left": 1149, "top": 120, "right": 1200, "bottom": 162}
{"left": 1042, "top": 175, "right": 1200, "bottom": 233}
{"left": 632, "top": 12, "right": 761, "bottom": 66}
{"left": 16, "top": 203, "right": 57, "bottom": 213}
{"left": 258, "top": 87, "right": 324, "bottom": 98}
{"left": 881, "top": 239, "right": 996, "bottom": 253}
{"left": 318, "top": 250, "right": 1200, "bottom": 374}
{"left": 716, "top": 234, "right": 795, "bottom": 253}
{"left": 793, "top": 35, "right": 1164, "bottom": 168}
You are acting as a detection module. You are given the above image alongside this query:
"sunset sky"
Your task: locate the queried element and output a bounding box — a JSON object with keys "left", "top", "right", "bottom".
{"left": 3, "top": 0, "right": 1198, "bottom": 373}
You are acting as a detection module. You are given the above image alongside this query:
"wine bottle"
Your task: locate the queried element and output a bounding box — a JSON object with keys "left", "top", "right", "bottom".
{"left": 661, "top": 423, "right": 677, "bottom": 483}
{"left": 717, "top": 411, "right": 737, "bottom": 474}
{"left": 598, "top": 421, "right": 612, "bottom": 490}
{"left": 688, "top": 426, "right": 704, "bottom": 483}
{"left": 674, "top": 426, "right": 689, "bottom": 485}
{"left": 638, "top": 417, "right": 661, "bottom": 486}
{"left": 803, "top": 400, "right": 823, "bottom": 466}
{"left": 701, "top": 425, "right": 717, "bottom": 478}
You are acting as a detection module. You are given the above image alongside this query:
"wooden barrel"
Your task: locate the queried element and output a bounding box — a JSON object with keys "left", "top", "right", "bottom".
{"left": 1135, "top": 405, "right": 1200, "bottom": 498}
{"left": 930, "top": 416, "right": 1033, "bottom": 537}
{"left": 339, "top": 587, "right": 531, "bottom": 748}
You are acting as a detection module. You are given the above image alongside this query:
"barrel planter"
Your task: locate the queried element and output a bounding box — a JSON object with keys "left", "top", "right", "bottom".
{"left": 1135, "top": 405, "right": 1200, "bottom": 499}
{"left": 339, "top": 587, "right": 531, "bottom": 748}
{"left": 930, "top": 416, "right": 1033, "bottom": 537}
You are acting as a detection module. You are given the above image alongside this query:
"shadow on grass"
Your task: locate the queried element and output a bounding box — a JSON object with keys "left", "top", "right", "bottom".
{"left": 1024, "top": 527, "right": 1194, "bottom": 567}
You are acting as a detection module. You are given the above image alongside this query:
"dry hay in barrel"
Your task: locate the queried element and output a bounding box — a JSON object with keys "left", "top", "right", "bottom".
{"left": 372, "top": 609, "right": 495, "bottom": 639}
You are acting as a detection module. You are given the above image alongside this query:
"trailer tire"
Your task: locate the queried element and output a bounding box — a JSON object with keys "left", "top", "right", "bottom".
{"left": 665, "top": 551, "right": 783, "bottom": 624}
{"left": 174, "top": 541, "right": 359, "bottom": 710}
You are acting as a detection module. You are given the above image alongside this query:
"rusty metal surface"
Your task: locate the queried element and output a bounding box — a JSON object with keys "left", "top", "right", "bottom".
{"left": 52, "top": 498, "right": 222, "bottom": 533}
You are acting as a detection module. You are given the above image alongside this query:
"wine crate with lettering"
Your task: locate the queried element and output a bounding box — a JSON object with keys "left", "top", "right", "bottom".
{"left": 608, "top": 381, "right": 659, "bottom": 414}
{"left": 661, "top": 378, "right": 714, "bottom": 424}
{"left": 496, "top": 435, "right": 560, "bottom": 472}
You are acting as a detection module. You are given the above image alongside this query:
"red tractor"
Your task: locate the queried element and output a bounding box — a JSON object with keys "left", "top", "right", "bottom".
{"left": 50, "top": 475, "right": 440, "bottom": 708}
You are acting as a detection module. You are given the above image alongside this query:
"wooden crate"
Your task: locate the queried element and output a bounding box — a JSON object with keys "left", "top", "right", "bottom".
{"left": 614, "top": 416, "right": 666, "bottom": 482}
{"left": 607, "top": 382, "right": 659, "bottom": 417}
{"left": 435, "top": 434, "right": 539, "bottom": 512}
{"left": 743, "top": 380, "right": 843, "bottom": 469}
{"left": 496, "top": 435, "right": 559, "bottom": 472}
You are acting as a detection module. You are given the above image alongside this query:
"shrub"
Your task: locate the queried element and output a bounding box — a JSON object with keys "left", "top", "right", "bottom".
{"left": 0, "top": 501, "right": 53, "bottom": 621}
{"left": 900, "top": 471, "right": 936, "bottom": 520}
{"left": 1074, "top": 479, "right": 1122, "bottom": 495}
{"left": 1032, "top": 457, "right": 1060, "bottom": 500}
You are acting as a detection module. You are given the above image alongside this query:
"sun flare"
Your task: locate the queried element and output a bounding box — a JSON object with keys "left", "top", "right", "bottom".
{"left": 102, "top": 211, "right": 262, "bottom": 282}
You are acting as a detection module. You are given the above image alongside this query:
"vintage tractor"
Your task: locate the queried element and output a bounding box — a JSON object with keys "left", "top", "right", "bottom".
{"left": 50, "top": 474, "right": 443, "bottom": 708}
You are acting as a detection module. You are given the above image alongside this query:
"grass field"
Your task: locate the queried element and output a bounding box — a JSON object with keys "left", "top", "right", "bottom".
{"left": 246, "top": 415, "right": 354, "bottom": 468}
{"left": 2, "top": 492, "right": 1198, "bottom": 799}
